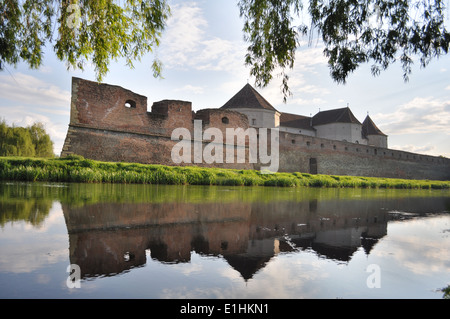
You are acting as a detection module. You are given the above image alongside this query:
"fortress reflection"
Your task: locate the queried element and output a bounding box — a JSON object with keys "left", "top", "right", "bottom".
{"left": 62, "top": 194, "right": 449, "bottom": 280}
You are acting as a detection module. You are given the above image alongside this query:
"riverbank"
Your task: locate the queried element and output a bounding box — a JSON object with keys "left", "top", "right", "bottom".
{"left": 0, "top": 155, "right": 449, "bottom": 189}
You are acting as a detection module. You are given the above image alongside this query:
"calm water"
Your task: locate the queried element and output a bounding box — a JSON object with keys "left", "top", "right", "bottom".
{"left": 0, "top": 181, "right": 449, "bottom": 299}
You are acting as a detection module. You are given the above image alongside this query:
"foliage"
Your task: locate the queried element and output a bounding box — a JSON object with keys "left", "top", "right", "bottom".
{"left": 1, "top": 0, "right": 170, "bottom": 82}
{"left": 238, "top": 0, "right": 450, "bottom": 100}
{"left": 2, "top": 1, "right": 449, "bottom": 96}
{"left": 440, "top": 285, "right": 450, "bottom": 299}
{"left": 0, "top": 120, "right": 54, "bottom": 157}
{"left": 0, "top": 156, "right": 449, "bottom": 190}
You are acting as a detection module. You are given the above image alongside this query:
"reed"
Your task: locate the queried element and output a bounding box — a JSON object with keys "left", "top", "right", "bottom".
{"left": 0, "top": 156, "right": 449, "bottom": 189}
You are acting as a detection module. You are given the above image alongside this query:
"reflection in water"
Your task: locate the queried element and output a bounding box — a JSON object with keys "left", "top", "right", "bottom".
{"left": 1, "top": 182, "right": 449, "bottom": 298}
{"left": 60, "top": 186, "right": 449, "bottom": 281}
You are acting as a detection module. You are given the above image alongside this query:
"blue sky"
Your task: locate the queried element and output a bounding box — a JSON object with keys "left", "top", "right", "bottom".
{"left": 1, "top": 0, "right": 449, "bottom": 157}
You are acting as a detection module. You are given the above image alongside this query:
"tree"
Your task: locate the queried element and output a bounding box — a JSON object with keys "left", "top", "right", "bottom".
{"left": 2, "top": 1, "right": 449, "bottom": 100}
{"left": 0, "top": 120, "right": 54, "bottom": 157}
{"left": 1, "top": 0, "right": 170, "bottom": 82}
{"left": 12, "top": 127, "right": 35, "bottom": 157}
{"left": 239, "top": 0, "right": 450, "bottom": 100}
{"left": 29, "top": 123, "right": 54, "bottom": 157}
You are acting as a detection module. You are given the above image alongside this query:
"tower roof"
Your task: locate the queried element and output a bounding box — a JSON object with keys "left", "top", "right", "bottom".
{"left": 221, "top": 83, "right": 278, "bottom": 112}
{"left": 312, "top": 107, "right": 361, "bottom": 126}
{"left": 362, "top": 115, "right": 387, "bottom": 136}
{"left": 279, "top": 112, "right": 315, "bottom": 131}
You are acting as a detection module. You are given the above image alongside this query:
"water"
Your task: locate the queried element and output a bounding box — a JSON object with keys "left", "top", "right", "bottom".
{"left": 0, "top": 182, "right": 449, "bottom": 299}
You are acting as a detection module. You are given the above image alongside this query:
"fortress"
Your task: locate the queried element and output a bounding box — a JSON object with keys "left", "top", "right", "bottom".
{"left": 61, "top": 77, "right": 450, "bottom": 180}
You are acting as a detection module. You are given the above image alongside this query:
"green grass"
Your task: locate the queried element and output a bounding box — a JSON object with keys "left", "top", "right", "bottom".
{"left": 0, "top": 155, "right": 449, "bottom": 189}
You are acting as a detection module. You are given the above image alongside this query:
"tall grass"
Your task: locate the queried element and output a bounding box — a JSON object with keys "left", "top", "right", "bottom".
{"left": 0, "top": 155, "right": 449, "bottom": 189}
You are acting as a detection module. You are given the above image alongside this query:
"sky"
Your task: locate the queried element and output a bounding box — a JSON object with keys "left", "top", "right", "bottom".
{"left": 1, "top": 0, "right": 449, "bottom": 157}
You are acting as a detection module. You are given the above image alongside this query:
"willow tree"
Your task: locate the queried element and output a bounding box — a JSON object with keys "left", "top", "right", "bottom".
{"left": 1, "top": 0, "right": 170, "bottom": 81}
{"left": 239, "top": 0, "right": 450, "bottom": 100}
{"left": 1, "top": 1, "right": 449, "bottom": 99}
{"left": 0, "top": 120, "right": 54, "bottom": 157}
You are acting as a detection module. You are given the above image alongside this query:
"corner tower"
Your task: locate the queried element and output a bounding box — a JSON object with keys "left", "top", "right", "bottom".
{"left": 362, "top": 115, "right": 388, "bottom": 148}
{"left": 220, "top": 84, "right": 280, "bottom": 128}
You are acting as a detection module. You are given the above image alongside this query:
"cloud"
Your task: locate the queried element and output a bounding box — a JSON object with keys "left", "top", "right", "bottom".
{"left": 0, "top": 73, "right": 71, "bottom": 155}
{"left": 160, "top": 2, "right": 245, "bottom": 72}
{"left": 374, "top": 216, "right": 450, "bottom": 278}
{"left": 175, "top": 84, "right": 205, "bottom": 95}
{"left": 293, "top": 45, "right": 328, "bottom": 72}
{"left": 161, "top": 2, "right": 207, "bottom": 67}
{"left": 160, "top": 2, "right": 329, "bottom": 108}
{"left": 0, "top": 73, "right": 70, "bottom": 107}
{"left": 390, "top": 144, "right": 437, "bottom": 155}
{"left": 0, "top": 203, "right": 68, "bottom": 273}
{"left": 290, "top": 97, "right": 328, "bottom": 106}
{"left": 297, "top": 84, "right": 330, "bottom": 95}
{"left": 373, "top": 96, "right": 450, "bottom": 135}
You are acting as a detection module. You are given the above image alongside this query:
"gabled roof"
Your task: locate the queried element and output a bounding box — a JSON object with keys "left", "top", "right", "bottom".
{"left": 312, "top": 107, "right": 361, "bottom": 126}
{"left": 362, "top": 115, "right": 387, "bottom": 136}
{"left": 221, "top": 83, "right": 279, "bottom": 112}
{"left": 279, "top": 112, "right": 315, "bottom": 131}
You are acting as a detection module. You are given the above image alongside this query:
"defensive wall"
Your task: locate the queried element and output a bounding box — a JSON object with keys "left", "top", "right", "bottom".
{"left": 62, "top": 77, "right": 253, "bottom": 170}
{"left": 61, "top": 77, "right": 450, "bottom": 180}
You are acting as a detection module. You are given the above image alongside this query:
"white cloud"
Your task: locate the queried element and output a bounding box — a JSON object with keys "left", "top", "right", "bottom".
{"left": 160, "top": 2, "right": 245, "bottom": 72}
{"left": 390, "top": 144, "right": 437, "bottom": 155}
{"left": 297, "top": 84, "right": 330, "bottom": 95}
{"left": 0, "top": 73, "right": 71, "bottom": 155}
{"left": 161, "top": 2, "right": 207, "bottom": 67}
{"left": 36, "top": 107, "right": 70, "bottom": 116}
{"left": 0, "top": 204, "right": 68, "bottom": 273}
{"left": 290, "top": 97, "right": 328, "bottom": 106}
{"left": 373, "top": 96, "right": 450, "bottom": 135}
{"left": 374, "top": 216, "right": 450, "bottom": 278}
{"left": 160, "top": 2, "right": 329, "bottom": 109}
{"left": 293, "top": 45, "right": 328, "bottom": 72}
{"left": 0, "top": 73, "right": 70, "bottom": 107}
{"left": 175, "top": 84, "right": 205, "bottom": 95}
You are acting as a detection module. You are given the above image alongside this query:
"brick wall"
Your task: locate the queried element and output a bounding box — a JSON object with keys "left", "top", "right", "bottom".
{"left": 61, "top": 77, "right": 450, "bottom": 181}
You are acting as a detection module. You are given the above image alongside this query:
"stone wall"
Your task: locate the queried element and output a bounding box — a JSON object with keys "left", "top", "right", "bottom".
{"left": 279, "top": 132, "right": 450, "bottom": 180}
{"left": 61, "top": 77, "right": 450, "bottom": 181}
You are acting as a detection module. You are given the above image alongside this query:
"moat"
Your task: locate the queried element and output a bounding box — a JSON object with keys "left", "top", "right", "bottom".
{"left": 0, "top": 182, "right": 449, "bottom": 299}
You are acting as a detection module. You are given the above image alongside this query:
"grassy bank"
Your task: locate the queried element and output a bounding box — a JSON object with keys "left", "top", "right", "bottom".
{"left": 0, "top": 155, "right": 449, "bottom": 189}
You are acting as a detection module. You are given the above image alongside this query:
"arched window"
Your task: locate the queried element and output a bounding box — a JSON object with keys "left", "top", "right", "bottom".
{"left": 222, "top": 117, "right": 229, "bottom": 124}
{"left": 125, "top": 100, "right": 136, "bottom": 108}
